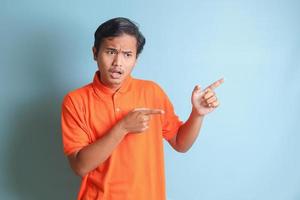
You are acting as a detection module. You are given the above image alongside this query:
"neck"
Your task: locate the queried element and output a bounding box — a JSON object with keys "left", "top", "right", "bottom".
{"left": 99, "top": 77, "right": 121, "bottom": 93}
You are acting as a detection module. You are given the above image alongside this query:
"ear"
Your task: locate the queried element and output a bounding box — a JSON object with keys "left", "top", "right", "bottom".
{"left": 92, "top": 47, "right": 98, "bottom": 61}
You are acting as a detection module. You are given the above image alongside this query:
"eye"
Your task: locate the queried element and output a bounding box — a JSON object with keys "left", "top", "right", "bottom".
{"left": 124, "top": 53, "right": 132, "bottom": 57}
{"left": 106, "top": 50, "right": 116, "bottom": 55}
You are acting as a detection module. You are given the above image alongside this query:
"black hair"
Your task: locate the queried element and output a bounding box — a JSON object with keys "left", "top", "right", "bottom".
{"left": 94, "top": 17, "right": 146, "bottom": 57}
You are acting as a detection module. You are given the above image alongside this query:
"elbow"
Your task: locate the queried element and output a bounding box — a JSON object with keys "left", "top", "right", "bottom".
{"left": 170, "top": 138, "right": 191, "bottom": 153}
{"left": 176, "top": 147, "right": 189, "bottom": 153}
{"left": 175, "top": 139, "right": 194, "bottom": 153}
{"left": 174, "top": 143, "right": 190, "bottom": 153}
{"left": 72, "top": 166, "right": 88, "bottom": 177}
{"left": 70, "top": 162, "right": 89, "bottom": 177}
{"left": 68, "top": 151, "right": 90, "bottom": 177}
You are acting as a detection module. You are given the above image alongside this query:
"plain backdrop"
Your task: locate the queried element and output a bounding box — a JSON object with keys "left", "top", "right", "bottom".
{"left": 0, "top": 0, "right": 299, "bottom": 199}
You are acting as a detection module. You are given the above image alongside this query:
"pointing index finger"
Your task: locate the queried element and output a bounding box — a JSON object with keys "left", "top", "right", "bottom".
{"left": 207, "top": 78, "right": 224, "bottom": 90}
{"left": 134, "top": 108, "right": 165, "bottom": 115}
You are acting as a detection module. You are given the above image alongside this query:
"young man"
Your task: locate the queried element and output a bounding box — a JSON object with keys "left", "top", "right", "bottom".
{"left": 61, "top": 17, "right": 223, "bottom": 200}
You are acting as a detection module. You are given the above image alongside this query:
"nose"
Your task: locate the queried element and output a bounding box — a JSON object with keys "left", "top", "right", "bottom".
{"left": 112, "top": 53, "right": 122, "bottom": 67}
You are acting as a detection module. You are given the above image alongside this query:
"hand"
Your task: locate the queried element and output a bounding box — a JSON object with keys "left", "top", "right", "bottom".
{"left": 191, "top": 78, "right": 224, "bottom": 116}
{"left": 119, "top": 108, "right": 164, "bottom": 134}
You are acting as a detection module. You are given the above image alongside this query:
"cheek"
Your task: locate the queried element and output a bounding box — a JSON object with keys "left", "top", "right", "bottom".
{"left": 124, "top": 63, "right": 135, "bottom": 73}
{"left": 126, "top": 59, "right": 136, "bottom": 68}
{"left": 97, "top": 56, "right": 112, "bottom": 69}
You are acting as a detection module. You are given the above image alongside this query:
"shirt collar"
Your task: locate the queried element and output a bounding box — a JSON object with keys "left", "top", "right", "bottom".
{"left": 92, "top": 71, "right": 133, "bottom": 96}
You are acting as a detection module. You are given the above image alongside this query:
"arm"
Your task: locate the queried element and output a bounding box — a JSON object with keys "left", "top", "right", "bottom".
{"left": 68, "top": 122, "right": 126, "bottom": 177}
{"left": 168, "top": 108, "right": 204, "bottom": 153}
{"left": 68, "top": 108, "right": 164, "bottom": 177}
{"left": 168, "top": 78, "right": 224, "bottom": 153}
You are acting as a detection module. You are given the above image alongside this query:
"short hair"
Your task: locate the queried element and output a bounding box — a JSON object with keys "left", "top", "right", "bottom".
{"left": 94, "top": 17, "right": 146, "bottom": 57}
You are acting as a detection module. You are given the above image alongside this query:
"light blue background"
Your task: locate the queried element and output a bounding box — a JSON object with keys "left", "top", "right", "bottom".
{"left": 1, "top": 0, "right": 299, "bottom": 199}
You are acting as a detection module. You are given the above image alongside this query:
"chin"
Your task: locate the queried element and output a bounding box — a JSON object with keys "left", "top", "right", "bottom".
{"left": 109, "top": 79, "right": 123, "bottom": 86}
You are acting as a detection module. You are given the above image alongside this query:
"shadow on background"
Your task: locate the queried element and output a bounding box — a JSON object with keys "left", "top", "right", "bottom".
{"left": 4, "top": 27, "right": 80, "bottom": 199}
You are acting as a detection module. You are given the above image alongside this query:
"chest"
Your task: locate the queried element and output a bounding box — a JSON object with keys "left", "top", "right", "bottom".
{"left": 84, "top": 91, "right": 161, "bottom": 142}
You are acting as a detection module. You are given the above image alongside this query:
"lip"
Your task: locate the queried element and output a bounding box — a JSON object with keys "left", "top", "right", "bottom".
{"left": 108, "top": 68, "right": 124, "bottom": 78}
{"left": 109, "top": 71, "right": 122, "bottom": 79}
{"left": 109, "top": 68, "right": 123, "bottom": 74}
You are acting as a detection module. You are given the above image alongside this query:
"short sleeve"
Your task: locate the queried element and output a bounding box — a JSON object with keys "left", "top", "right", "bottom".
{"left": 155, "top": 84, "right": 183, "bottom": 140}
{"left": 61, "top": 95, "right": 90, "bottom": 156}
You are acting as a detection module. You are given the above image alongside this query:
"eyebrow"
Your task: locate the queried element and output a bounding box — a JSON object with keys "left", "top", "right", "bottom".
{"left": 105, "top": 48, "right": 133, "bottom": 54}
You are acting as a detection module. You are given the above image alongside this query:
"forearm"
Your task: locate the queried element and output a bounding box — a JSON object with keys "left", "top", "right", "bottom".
{"left": 70, "top": 123, "right": 127, "bottom": 177}
{"left": 175, "top": 108, "right": 204, "bottom": 152}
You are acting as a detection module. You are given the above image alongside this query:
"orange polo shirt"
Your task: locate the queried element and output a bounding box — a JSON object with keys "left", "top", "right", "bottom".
{"left": 61, "top": 71, "right": 183, "bottom": 200}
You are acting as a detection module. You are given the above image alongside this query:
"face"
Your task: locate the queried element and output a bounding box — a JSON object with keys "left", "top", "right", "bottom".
{"left": 93, "top": 34, "right": 137, "bottom": 91}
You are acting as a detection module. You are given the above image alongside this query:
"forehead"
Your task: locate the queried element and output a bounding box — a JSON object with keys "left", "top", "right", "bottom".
{"left": 101, "top": 34, "right": 137, "bottom": 51}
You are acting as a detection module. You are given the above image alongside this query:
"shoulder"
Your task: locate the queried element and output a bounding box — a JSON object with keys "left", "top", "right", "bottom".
{"left": 131, "top": 78, "right": 165, "bottom": 92}
{"left": 62, "top": 83, "right": 93, "bottom": 107}
{"left": 131, "top": 78, "right": 170, "bottom": 103}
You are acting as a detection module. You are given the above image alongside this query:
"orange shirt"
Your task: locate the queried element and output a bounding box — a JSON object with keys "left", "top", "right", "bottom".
{"left": 61, "top": 71, "right": 182, "bottom": 200}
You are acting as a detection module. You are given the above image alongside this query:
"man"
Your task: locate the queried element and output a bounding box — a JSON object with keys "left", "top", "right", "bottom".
{"left": 61, "top": 17, "right": 223, "bottom": 200}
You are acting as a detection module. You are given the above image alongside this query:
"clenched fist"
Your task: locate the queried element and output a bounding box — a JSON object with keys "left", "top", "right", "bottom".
{"left": 119, "top": 108, "right": 164, "bottom": 134}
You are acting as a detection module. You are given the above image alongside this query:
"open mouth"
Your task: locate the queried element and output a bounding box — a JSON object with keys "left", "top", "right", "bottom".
{"left": 109, "top": 68, "right": 123, "bottom": 79}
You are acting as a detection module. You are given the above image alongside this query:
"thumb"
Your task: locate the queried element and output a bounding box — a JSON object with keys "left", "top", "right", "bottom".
{"left": 193, "top": 85, "right": 201, "bottom": 92}
{"left": 193, "top": 85, "right": 205, "bottom": 96}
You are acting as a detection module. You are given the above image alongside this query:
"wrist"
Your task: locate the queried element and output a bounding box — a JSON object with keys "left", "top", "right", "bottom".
{"left": 115, "top": 120, "right": 128, "bottom": 137}
{"left": 191, "top": 107, "right": 205, "bottom": 118}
